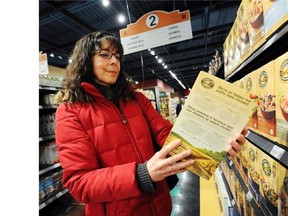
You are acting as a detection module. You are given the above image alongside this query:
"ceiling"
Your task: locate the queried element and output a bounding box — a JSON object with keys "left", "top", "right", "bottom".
{"left": 39, "top": 0, "right": 241, "bottom": 91}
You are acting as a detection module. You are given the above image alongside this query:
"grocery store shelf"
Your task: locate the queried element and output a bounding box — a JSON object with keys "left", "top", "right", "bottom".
{"left": 39, "top": 85, "right": 62, "bottom": 91}
{"left": 225, "top": 21, "right": 288, "bottom": 82}
{"left": 39, "top": 134, "right": 55, "bottom": 142}
{"left": 224, "top": 157, "right": 264, "bottom": 216}
{"left": 246, "top": 130, "right": 288, "bottom": 169}
{"left": 39, "top": 188, "right": 68, "bottom": 210}
{"left": 215, "top": 168, "right": 239, "bottom": 216}
{"left": 39, "top": 162, "right": 61, "bottom": 175}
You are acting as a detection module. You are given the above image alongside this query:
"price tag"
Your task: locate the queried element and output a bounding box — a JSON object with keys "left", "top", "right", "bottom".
{"left": 270, "top": 145, "right": 285, "bottom": 160}
{"left": 229, "top": 160, "right": 233, "bottom": 167}
{"left": 56, "top": 191, "right": 63, "bottom": 198}
{"left": 246, "top": 191, "right": 253, "bottom": 202}
{"left": 39, "top": 203, "right": 46, "bottom": 209}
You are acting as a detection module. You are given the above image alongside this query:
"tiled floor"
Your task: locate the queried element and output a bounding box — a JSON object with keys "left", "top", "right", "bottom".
{"left": 170, "top": 171, "right": 200, "bottom": 216}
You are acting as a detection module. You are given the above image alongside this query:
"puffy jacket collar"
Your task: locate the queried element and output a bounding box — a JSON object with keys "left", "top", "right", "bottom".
{"left": 81, "top": 82, "right": 107, "bottom": 103}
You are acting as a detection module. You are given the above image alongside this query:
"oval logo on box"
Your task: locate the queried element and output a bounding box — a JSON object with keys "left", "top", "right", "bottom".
{"left": 259, "top": 70, "right": 268, "bottom": 88}
{"left": 201, "top": 78, "right": 214, "bottom": 89}
{"left": 280, "top": 59, "right": 288, "bottom": 81}
{"left": 262, "top": 159, "right": 271, "bottom": 176}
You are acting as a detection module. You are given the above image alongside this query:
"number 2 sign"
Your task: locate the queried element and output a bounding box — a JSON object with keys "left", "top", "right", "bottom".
{"left": 120, "top": 10, "right": 193, "bottom": 55}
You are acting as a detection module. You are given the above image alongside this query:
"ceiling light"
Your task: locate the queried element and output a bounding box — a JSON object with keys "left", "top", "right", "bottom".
{"left": 118, "top": 14, "right": 126, "bottom": 23}
{"left": 50, "top": 53, "right": 54, "bottom": 57}
{"left": 155, "top": 56, "right": 158, "bottom": 59}
{"left": 102, "top": 0, "right": 109, "bottom": 7}
{"left": 135, "top": 81, "right": 139, "bottom": 84}
{"left": 164, "top": 65, "right": 167, "bottom": 69}
{"left": 150, "top": 50, "right": 155, "bottom": 55}
{"left": 158, "top": 58, "right": 162, "bottom": 63}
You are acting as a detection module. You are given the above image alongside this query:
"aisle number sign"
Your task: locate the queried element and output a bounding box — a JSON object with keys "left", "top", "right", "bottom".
{"left": 120, "top": 10, "right": 193, "bottom": 55}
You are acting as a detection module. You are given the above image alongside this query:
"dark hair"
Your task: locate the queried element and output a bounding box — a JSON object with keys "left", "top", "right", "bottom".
{"left": 59, "top": 31, "right": 135, "bottom": 103}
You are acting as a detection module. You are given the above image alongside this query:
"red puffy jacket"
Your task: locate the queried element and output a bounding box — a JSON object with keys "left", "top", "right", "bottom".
{"left": 55, "top": 82, "right": 173, "bottom": 216}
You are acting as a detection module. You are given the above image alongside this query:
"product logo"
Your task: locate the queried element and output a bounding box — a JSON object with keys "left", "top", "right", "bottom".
{"left": 201, "top": 77, "right": 214, "bottom": 89}
{"left": 259, "top": 71, "right": 268, "bottom": 88}
{"left": 246, "top": 77, "right": 252, "bottom": 91}
{"left": 280, "top": 59, "right": 288, "bottom": 81}
{"left": 249, "top": 148, "right": 255, "bottom": 161}
{"left": 262, "top": 159, "right": 271, "bottom": 176}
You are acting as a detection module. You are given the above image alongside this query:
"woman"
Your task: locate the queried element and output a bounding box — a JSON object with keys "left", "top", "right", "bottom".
{"left": 55, "top": 31, "right": 247, "bottom": 216}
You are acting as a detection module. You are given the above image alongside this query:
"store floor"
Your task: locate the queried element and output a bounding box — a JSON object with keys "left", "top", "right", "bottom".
{"left": 170, "top": 171, "right": 221, "bottom": 216}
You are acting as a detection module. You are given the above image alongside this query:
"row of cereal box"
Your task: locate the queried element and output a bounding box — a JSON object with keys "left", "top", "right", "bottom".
{"left": 39, "top": 113, "right": 55, "bottom": 137}
{"left": 234, "top": 51, "right": 288, "bottom": 147}
{"left": 39, "top": 141, "right": 59, "bottom": 165}
{"left": 229, "top": 139, "right": 288, "bottom": 216}
{"left": 224, "top": 0, "right": 288, "bottom": 77}
{"left": 39, "top": 170, "right": 63, "bottom": 205}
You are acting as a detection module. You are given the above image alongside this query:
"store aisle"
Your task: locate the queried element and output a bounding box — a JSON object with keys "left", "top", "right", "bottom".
{"left": 170, "top": 171, "right": 200, "bottom": 216}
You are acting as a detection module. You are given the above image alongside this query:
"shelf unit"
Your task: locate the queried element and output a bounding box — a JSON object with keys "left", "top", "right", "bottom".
{"left": 216, "top": 14, "right": 288, "bottom": 216}
{"left": 39, "top": 85, "right": 65, "bottom": 212}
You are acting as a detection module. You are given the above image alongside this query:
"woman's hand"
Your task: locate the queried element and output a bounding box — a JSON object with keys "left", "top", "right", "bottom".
{"left": 227, "top": 126, "right": 248, "bottom": 158}
{"left": 146, "top": 139, "right": 195, "bottom": 182}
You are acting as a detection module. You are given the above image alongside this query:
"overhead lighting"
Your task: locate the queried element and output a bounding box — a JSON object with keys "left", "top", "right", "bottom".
{"left": 150, "top": 50, "right": 155, "bottom": 55}
{"left": 50, "top": 53, "right": 54, "bottom": 57}
{"left": 102, "top": 0, "right": 109, "bottom": 7}
{"left": 118, "top": 14, "right": 126, "bottom": 23}
{"left": 158, "top": 58, "right": 162, "bottom": 63}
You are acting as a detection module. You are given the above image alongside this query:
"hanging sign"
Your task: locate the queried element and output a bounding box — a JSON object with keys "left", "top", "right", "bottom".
{"left": 120, "top": 10, "right": 193, "bottom": 55}
{"left": 39, "top": 52, "right": 49, "bottom": 75}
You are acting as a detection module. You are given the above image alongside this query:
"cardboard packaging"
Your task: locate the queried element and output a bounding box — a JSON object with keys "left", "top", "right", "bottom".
{"left": 263, "top": 0, "right": 288, "bottom": 39}
{"left": 247, "top": 140, "right": 261, "bottom": 202}
{"left": 259, "top": 150, "right": 278, "bottom": 216}
{"left": 247, "top": 0, "right": 266, "bottom": 53}
{"left": 275, "top": 51, "right": 288, "bottom": 147}
{"left": 256, "top": 61, "right": 276, "bottom": 141}
{"left": 278, "top": 163, "right": 288, "bottom": 216}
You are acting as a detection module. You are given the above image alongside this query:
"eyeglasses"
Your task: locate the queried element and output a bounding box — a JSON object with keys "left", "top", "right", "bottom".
{"left": 93, "top": 49, "right": 121, "bottom": 61}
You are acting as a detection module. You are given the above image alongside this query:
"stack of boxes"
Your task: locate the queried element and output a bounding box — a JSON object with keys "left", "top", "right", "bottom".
{"left": 224, "top": 0, "right": 288, "bottom": 78}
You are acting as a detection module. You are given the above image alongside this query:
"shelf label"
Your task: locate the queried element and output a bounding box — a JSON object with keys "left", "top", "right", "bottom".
{"left": 120, "top": 10, "right": 192, "bottom": 55}
{"left": 246, "top": 191, "right": 253, "bottom": 202}
{"left": 270, "top": 145, "right": 285, "bottom": 160}
{"left": 229, "top": 160, "right": 233, "bottom": 167}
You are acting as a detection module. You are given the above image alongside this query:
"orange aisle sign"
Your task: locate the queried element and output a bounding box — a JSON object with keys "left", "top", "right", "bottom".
{"left": 120, "top": 10, "right": 193, "bottom": 55}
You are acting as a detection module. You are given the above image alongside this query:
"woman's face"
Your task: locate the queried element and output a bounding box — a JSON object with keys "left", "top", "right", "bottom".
{"left": 91, "top": 39, "right": 121, "bottom": 86}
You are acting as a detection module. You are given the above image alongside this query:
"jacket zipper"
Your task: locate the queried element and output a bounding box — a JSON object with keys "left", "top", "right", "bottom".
{"left": 119, "top": 109, "right": 144, "bottom": 162}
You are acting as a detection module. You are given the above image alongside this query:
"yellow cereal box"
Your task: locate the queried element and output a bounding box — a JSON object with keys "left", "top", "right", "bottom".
{"left": 244, "top": 71, "right": 258, "bottom": 130}
{"left": 256, "top": 61, "right": 276, "bottom": 141}
{"left": 259, "top": 150, "right": 278, "bottom": 216}
{"left": 247, "top": 140, "right": 261, "bottom": 202}
{"left": 278, "top": 163, "right": 288, "bottom": 216}
{"left": 263, "top": 0, "right": 288, "bottom": 39}
{"left": 236, "top": 0, "right": 251, "bottom": 64}
{"left": 247, "top": 0, "right": 266, "bottom": 53}
{"left": 275, "top": 51, "right": 288, "bottom": 147}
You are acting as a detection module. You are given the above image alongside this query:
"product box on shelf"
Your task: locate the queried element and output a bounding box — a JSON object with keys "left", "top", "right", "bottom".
{"left": 256, "top": 61, "right": 276, "bottom": 141}
{"left": 247, "top": 0, "right": 265, "bottom": 53}
{"left": 224, "top": 29, "right": 239, "bottom": 78}
{"left": 240, "top": 140, "right": 250, "bottom": 186}
{"left": 236, "top": 0, "right": 251, "bottom": 65}
{"left": 236, "top": 183, "right": 246, "bottom": 216}
{"left": 259, "top": 150, "right": 278, "bottom": 216}
{"left": 263, "top": 0, "right": 288, "bottom": 40}
{"left": 247, "top": 141, "right": 261, "bottom": 202}
{"left": 275, "top": 51, "right": 288, "bottom": 147}
{"left": 278, "top": 163, "right": 288, "bottom": 216}
{"left": 244, "top": 71, "right": 258, "bottom": 130}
